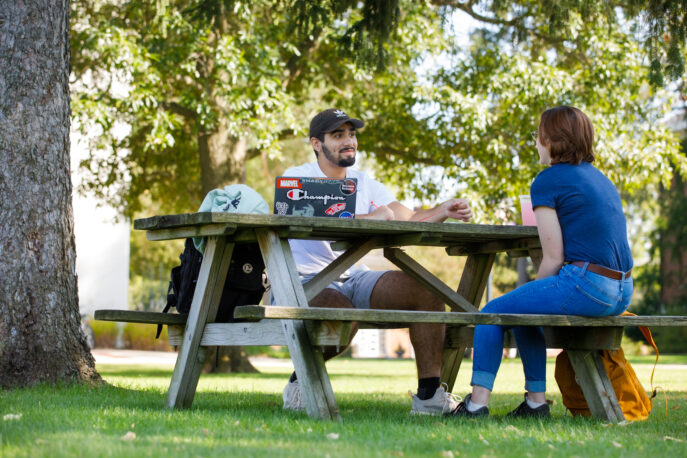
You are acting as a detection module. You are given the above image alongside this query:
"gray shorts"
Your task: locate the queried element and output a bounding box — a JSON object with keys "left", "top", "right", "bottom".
{"left": 271, "top": 269, "right": 387, "bottom": 309}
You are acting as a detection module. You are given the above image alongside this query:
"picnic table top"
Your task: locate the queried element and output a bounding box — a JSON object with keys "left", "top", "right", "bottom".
{"left": 134, "top": 212, "right": 540, "bottom": 247}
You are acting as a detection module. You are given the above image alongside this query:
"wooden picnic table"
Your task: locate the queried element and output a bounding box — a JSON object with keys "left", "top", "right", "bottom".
{"left": 134, "top": 212, "right": 540, "bottom": 419}
{"left": 96, "top": 212, "right": 687, "bottom": 422}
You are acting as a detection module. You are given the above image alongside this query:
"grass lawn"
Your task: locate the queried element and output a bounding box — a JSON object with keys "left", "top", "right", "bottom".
{"left": 1, "top": 354, "right": 686, "bottom": 457}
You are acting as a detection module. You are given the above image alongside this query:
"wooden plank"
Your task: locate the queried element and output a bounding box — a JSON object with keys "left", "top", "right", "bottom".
{"left": 567, "top": 350, "right": 625, "bottom": 422}
{"left": 529, "top": 247, "right": 543, "bottom": 271}
{"left": 303, "top": 237, "right": 379, "bottom": 301}
{"left": 146, "top": 224, "right": 237, "bottom": 241}
{"left": 135, "top": 213, "right": 540, "bottom": 245}
{"left": 442, "top": 253, "right": 494, "bottom": 392}
{"left": 446, "top": 237, "right": 541, "bottom": 256}
{"left": 95, "top": 310, "right": 188, "bottom": 325}
{"left": 383, "top": 247, "right": 479, "bottom": 313}
{"left": 167, "top": 320, "right": 352, "bottom": 347}
{"left": 256, "top": 229, "right": 341, "bottom": 421}
{"left": 443, "top": 326, "right": 623, "bottom": 351}
{"left": 457, "top": 253, "right": 495, "bottom": 308}
{"left": 541, "top": 327, "right": 623, "bottom": 350}
{"left": 166, "top": 237, "right": 234, "bottom": 409}
{"left": 234, "top": 306, "right": 687, "bottom": 327}
{"left": 279, "top": 226, "right": 313, "bottom": 238}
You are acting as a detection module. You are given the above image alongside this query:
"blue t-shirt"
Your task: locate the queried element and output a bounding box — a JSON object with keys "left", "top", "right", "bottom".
{"left": 530, "top": 162, "right": 633, "bottom": 272}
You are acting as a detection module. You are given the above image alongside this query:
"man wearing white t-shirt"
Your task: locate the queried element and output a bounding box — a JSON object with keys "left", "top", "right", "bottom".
{"left": 281, "top": 108, "right": 473, "bottom": 416}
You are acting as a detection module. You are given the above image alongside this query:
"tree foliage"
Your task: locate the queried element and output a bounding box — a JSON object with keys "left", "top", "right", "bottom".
{"left": 71, "top": 0, "right": 686, "bottom": 223}
{"left": 362, "top": 4, "right": 686, "bottom": 223}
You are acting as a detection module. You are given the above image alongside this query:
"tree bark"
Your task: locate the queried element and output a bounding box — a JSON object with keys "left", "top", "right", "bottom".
{"left": 197, "top": 117, "right": 258, "bottom": 373}
{"left": 0, "top": 0, "right": 100, "bottom": 388}
{"left": 198, "top": 118, "right": 248, "bottom": 195}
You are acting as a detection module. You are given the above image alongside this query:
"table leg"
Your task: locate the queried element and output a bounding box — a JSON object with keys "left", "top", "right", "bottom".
{"left": 166, "top": 237, "right": 234, "bottom": 409}
{"left": 567, "top": 350, "right": 625, "bottom": 422}
{"left": 441, "top": 253, "right": 495, "bottom": 391}
{"left": 256, "top": 229, "right": 341, "bottom": 421}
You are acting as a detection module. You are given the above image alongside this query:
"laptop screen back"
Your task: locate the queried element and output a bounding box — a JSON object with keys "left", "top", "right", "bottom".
{"left": 274, "top": 176, "right": 358, "bottom": 218}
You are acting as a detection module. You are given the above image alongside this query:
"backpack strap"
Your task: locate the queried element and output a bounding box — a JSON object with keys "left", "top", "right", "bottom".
{"left": 157, "top": 281, "right": 175, "bottom": 339}
{"left": 621, "top": 311, "right": 659, "bottom": 398}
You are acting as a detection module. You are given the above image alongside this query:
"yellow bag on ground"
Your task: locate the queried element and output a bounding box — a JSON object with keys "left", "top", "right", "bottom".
{"left": 554, "top": 312, "right": 658, "bottom": 421}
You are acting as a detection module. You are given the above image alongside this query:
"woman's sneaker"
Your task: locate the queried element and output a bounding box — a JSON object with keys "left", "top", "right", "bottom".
{"left": 446, "top": 394, "right": 490, "bottom": 417}
{"left": 506, "top": 393, "right": 551, "bottom": 418}
{"left": 282, "top": 379, "right": 305, "bottom": 411}
{"left": 410, "top": 384, "right": 461, "bottom": 415}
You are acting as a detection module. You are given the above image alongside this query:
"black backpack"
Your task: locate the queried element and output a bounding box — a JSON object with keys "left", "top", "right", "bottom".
{"left": 157, "top": 238, "right": 267, "bottom": 337}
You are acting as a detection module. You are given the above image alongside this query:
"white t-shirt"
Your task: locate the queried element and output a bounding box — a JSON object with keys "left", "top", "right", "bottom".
{"left": 283, "top": 161, "right": 396, "bottom": 275}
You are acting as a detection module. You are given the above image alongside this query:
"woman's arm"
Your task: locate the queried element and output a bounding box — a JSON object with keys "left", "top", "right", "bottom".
{"left": 534, "top": 206, "right": 565, "bottom": 279}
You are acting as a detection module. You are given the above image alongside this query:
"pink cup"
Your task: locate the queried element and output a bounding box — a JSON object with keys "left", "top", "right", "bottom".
{"left": 520, "top": 195, "right": 536, "bottom": 226}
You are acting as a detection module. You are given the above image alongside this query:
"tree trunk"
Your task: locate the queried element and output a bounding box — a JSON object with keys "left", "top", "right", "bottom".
{"left": 198, "top": 118, "right": 248, "bottom": 195}
{"left": 0, "top": 1, "right": 100, "bottom": 388}
{"left": 197, "top": 117, "right": 258, "bottom": 373}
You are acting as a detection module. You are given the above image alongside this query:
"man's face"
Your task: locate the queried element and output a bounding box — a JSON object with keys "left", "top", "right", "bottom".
{"left": 320, "top": 122, "right": 357, "bottom": 167}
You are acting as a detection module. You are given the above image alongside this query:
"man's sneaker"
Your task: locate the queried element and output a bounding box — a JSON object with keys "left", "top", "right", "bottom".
{"left": 410, "top": 384, "right": 461, "bottom": 416}
{"left": 282, "top": 379, "right": 304, "bottom": 411}
{"left": 446, "top": 393, "right": 489, "bottom": 418}
{"left": 506, "top": 393, "right": 551, "bottom": 419}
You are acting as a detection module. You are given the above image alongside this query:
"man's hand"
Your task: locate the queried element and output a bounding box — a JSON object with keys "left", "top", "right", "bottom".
{"left": 356, "top": 205, "right": 395, "bottom": 221}
{"left": 442, "top": 198, "right": 472, "bottom": 222}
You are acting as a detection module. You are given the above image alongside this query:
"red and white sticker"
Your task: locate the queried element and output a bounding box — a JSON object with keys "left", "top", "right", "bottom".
{"left": 286, "top": 188, "right": 307, "bottom": 200}
{"left": 325, "top": 203, "right": 346, "bottom": 215}
{"left": 341, "top": 179, "right": 357, "bottom": 195}
{"left": 277, "top": 178, "right": 301, "bottom": 189}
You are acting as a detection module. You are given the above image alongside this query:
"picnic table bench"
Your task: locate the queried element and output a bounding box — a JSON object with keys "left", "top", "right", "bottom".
{"left": 95, "top": 212, "right": 687, "bottom": 422}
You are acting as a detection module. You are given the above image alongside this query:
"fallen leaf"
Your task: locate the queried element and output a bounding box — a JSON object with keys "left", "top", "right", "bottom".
{"left": 440, "top": 451, "right": 454, "bottom": 457}
{"left": 307, "top": 428, "right": 312, "bottom": 433}
{"left": 547, "top": 444, "right": 554, "bottom": 450}
{"left": 121, "top": 431, "right": 136, "bottom": 441}
{"left": 664, "top": 436, "right": 684, "bottom": 443}
{"left": 3, "top": 413, "right": 22, "bottom": 421}
{"left": 326, "top": 433, "right": 339, "bottom": 440}
{"left": 611, "top": 441, "right": 622, "bottom": 448}
{"left": 202, "top": 429, "right": 210, "bottom": 436}
{"left": 234, "top": 420, "right": 240, "bottom": 426}
{"left": 131, "top": 423, "right": 135, "bottom": 429}
{"left": 505, "top": 425, "right": 521, "bottom": 433}
{"left": 617, "top": 421, "right": 631, "bottom": 427}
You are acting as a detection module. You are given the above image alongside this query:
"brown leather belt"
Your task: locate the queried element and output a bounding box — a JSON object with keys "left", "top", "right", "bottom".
{"left": 569, "top": 261, "right": 631, "bottom": 280}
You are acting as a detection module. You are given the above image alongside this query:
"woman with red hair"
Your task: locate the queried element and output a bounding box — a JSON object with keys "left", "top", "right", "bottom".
{"left": 449, "top": 106, "right": 633, "bottom": 419}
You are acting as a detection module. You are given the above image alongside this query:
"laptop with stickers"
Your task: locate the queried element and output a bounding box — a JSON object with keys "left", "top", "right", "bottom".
{"left": 274, "top": 176, "right": 358, "bottom": 218}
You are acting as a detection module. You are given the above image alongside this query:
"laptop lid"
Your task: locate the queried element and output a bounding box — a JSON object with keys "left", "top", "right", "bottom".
{"left": 274, "top": 176, "right": 358, "bottom": 218}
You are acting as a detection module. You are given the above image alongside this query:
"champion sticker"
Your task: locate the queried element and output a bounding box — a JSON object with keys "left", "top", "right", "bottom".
{"left": 286, "top": 188, "right": 345, "bottom": 205}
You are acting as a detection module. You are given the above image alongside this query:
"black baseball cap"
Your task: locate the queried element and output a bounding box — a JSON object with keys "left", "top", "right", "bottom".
{"left": 309, "top": 108, "right": 364, "bottom": 139}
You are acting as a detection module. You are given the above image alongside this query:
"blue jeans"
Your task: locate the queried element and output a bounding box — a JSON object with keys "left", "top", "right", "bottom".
{"left": 471, "top": 262, "right": 633, "bottom": 393}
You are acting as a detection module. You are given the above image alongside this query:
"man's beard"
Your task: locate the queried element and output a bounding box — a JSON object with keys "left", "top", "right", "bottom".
{"left": 322, "top": 143, "right": 355, "bottom": 167}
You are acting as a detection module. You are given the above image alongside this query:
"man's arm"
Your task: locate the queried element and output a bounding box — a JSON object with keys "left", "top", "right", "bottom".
{"left": 386, "top": 199, "right": 472, "bottom": 223}
{"left": 533, "top": 206, "right": 565, "bottom": 279}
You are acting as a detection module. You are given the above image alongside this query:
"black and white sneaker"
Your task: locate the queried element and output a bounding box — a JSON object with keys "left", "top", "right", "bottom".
{"left": 446, "top": 394, "right": 489, "bottom": 418}
{"left": 506, "top": 393, "right": 551, "bottom": 419}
